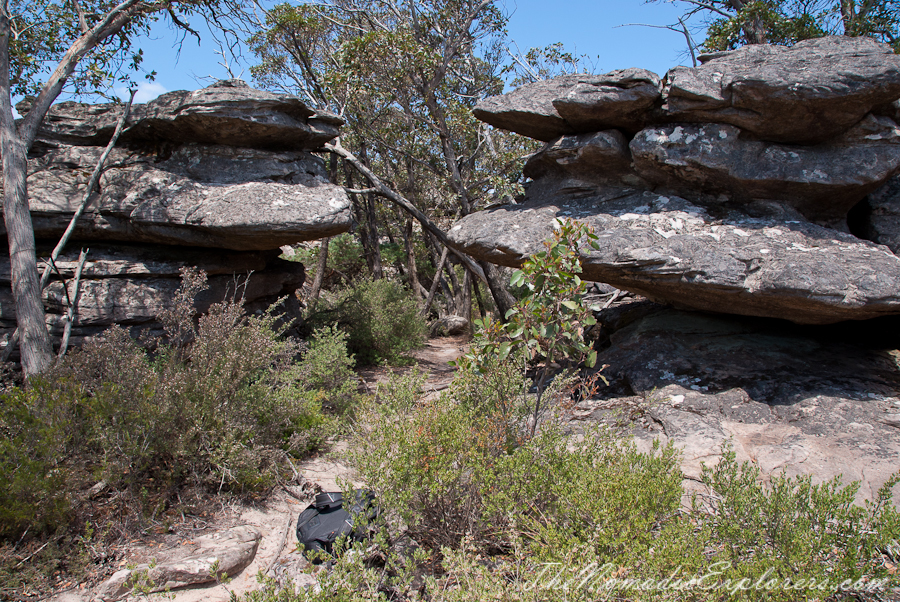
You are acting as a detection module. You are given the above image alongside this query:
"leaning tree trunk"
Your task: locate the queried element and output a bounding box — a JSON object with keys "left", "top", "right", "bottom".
{"left": 1, "top": 137, "right": 52, "bottom": 375}
{"left": 479, "top": 260, "right": 515, "bottom": 321}
{"left": 0, "top": 21, "right": 52, "bottom": 375}
{"left": 309, "top": 237, "right": 330, "bottom": 301}
{"left": 402, "top": 218, "right": 421, "bottom": 300}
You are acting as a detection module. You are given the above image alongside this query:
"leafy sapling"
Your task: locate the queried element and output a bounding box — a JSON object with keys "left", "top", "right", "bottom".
{"left": 460, "top": 218, "right": 607, "bottom": 436}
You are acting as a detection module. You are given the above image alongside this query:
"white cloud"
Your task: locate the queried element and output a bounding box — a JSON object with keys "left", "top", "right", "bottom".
{"left": 116, "top": 81, "right": 169, "bottom": 104}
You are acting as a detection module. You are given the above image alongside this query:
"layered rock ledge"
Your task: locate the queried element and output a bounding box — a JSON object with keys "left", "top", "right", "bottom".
{"left": 3, "top": 80, "right": 350, "bottom": 353}
{"left": 453, "top": 35, "right": 900, "bottom": 324}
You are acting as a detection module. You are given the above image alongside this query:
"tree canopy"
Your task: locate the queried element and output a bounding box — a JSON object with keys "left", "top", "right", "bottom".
{"left": 250, "top": 0, "right": 539, "bottom": 317}
{"left": 653, "top": 0, "right": 900, "bottom": 51}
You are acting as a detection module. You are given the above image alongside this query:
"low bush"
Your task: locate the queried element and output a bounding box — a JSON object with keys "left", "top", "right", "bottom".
{"left": 231, "top": 219, "right": 900, "bottom": 602}
{"left": 237, "top": 361, "right": 899, "bottom": 601}
{"left": 305, "top": 278, "right": 426, "bottom": 365}
{"left": 0, "top": 270, "right": 358, "bottom": 545}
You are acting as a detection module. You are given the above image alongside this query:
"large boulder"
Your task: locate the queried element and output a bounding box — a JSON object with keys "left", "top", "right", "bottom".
{"left": 31, "top": 79, "right": 342, "bottom": 150}
{"left": 448, "top": 181, "right": 900, "bottom": 324}
{"left": 473, "top": 68, "right": 662, "bottom": 141}
{"left": 630, "top": 115, "right": 900, "bottom": 223}
{"left": 663, "top": 36, "right": 900, "bottom": 144}
{"left": 2, "top": 80, "right": 348, "bottom": 358}
{"left": 578, "top": 304, "right": 900, "bottom": 503}
{"left": 25, "top": 142, "right": 350, "bottom": 250}
{"left": 523, "top": 130, "right": 638, "bottom": 184}
{"left": 94, "top": 526, "right": 262, "bottom": 601}
{"left": 459, "top": 35, "right": 900, "bottom": 324}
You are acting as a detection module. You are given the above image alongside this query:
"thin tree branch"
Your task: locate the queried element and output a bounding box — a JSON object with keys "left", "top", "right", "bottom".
{"left": 57, "top": 248, "right": 89, "bottom": 359}
{"left": 41, "top": 89, "right": 135, "bottom": 290}
{"left": 325, "top": 139, "right": 487, "bottom": 284}
{"left": 72, "top": 0, "right": 90, "bottom": 34}
{"left": 421, "top": 244, "right": 449, "bottom": 317}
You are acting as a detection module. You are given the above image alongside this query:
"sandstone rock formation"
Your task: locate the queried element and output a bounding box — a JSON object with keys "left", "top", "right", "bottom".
{"left": 453, "top": 35, "right": 900, "bottom": 324}
{"left": 852, "top": 173, "right": 900, "bottom": 254}
{"left": 573, "top": 299, "right": 900, "bottom": 503}
{"left": 3, "top": 80, "right": 350, "bottom": 354}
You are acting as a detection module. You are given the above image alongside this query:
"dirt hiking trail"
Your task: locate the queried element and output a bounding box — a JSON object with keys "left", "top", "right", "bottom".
{"left": 47, "top": 335, "right": 468, "bottom": 602}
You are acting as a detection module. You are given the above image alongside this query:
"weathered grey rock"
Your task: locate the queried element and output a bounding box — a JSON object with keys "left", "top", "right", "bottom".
{"left": 581, "top": 307, "right": 900, "bottom": 503}
{"left": 523, "top": 130, "right": 638, "bottom": 183}
{"left": 25, "top": 143, "right": 350, "bottom": 250}
{"left": 552, "top": 68, "right": 662, "bottom": 133}
{"left": 663, "top": 36, "right": 900, "bottom": 144}
{"left": 473, "top": 69, "right": 662, "bottom": 141}
{"left": 630, "top": 116, "right": 900, "bottom": 223}
{"left": 35, "top": 80, "right": 342, "bottom": 150}
{"left": 853, "top": 174, "right": 900, "bottom": 254}
{"left": 0, "top": 245, "right": 305, "bottom": 355}
{"left": 430, "top": 315, "right": 469, "bottom": 337}
{"left": 448, "top": 182, "right": 900, "bottom": 324}
{"left": 94, "top": 526, "right": 261, "bottom": 601}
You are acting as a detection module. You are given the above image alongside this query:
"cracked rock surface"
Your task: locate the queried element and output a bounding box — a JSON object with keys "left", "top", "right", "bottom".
{"left": 454, "top": 35, "right": 900, "bottom": 324}
{"left": 4, "top": 80, "right": 348, "bottom": 357}
{"left": 573, "top": 302, "right": 900, "bottom": 502}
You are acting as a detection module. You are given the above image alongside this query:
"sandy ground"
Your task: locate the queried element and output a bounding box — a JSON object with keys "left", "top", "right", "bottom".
{"left": 46, "top": 335, "right": 467, "bottom": 602}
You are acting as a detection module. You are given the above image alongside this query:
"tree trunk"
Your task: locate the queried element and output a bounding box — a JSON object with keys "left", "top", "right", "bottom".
{"left": 343, "top": 162, "right": 380, "bottom": 279}
{"left": 1, "top": 138, "right": 52, "bottom": 375}
{"left": 0, "top": 18, "right": 52, "bottom": 375}
{"left": 326, "top": 140, "right": 487, "bottom": 283}
{"left": 309, "top": 237, "right": 330, "bottom": 301}
{"left": 473, "top": 280, "right": 487, "bottom": 319}
{"left": 356, "top": 142, "right": 383, "bottom": 279}
{"left": 457, "top": 268, "right": 472, "bottom": 331}
{"left": 479, "top": 260, "right": 515, "bottom": 322}
{"left": 402, "top": 218, "right": 421, "bottom": 300}
{"left": 421, "top": 244, "right": 449, "bottom": 317}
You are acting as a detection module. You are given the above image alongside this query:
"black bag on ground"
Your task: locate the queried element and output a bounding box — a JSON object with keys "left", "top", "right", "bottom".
{"left": 296, "top": 490, "right": 379, "bottom": 560}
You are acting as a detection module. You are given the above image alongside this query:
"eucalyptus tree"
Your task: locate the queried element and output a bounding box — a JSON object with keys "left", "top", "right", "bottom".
{"left": 250, "top": 0, "right": 535, "bottom": 318}
{"left": 651, "top": 0, "right": 900, "bottom": 50}
{"left": 2, "top": 0, "right": 252, "bottom": 375}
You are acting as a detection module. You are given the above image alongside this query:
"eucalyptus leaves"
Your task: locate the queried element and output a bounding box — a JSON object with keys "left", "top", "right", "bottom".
{"left": 457, "top": 217, "right": 606, "bottom": 435}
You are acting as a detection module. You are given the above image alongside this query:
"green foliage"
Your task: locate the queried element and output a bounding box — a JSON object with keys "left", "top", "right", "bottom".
{"left": 0, "top": 270, "right": 357, "bottom": 541}
{"left": 7, "top": 0, "right": 154, "bottom": 99}
{"left": 236, "top": 219, "right": 900, "bottom": 600}
{"left": 0, "top": 386, "right": 72, "bottom": 538}
{"left": 459, "top": 218, "right": 604, "bottom": 435}
{"left": 249, "top": 0, "right": 536, "bottom": 231}
{"left": 305, "top": 278, "right": 426, "bottom": 366}
{"left": 654, "top": 0, "right": 900, "bottom": 52}
{"left": 507, "top": 42, "right": 595, "bottom": 88}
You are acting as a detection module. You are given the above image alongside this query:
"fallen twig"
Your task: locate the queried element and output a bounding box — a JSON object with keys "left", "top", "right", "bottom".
{"left": 264, "top": 514, "right": 294, "bottom": 575}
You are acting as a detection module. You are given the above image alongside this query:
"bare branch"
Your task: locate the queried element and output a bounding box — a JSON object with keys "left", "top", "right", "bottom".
{"left": 58, "top": 248, "right": 89, "bottom": 359}
{"left": 72, "top": 0, "right": 90, "bottom": 34}
{"left": 325, "top": 139, "right": 487, "bottom": 284}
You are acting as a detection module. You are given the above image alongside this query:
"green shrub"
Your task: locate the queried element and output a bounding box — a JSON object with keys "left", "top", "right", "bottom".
{"left": 458, "top": 218, "right": 604, "bottom": 436}
{"left": 0, "top": 270, "right": 359, "bottom": 543}
{"left": 0, "top": 386, "right": 74, "bottom": 538}
{"left": 305, "top": 278, "right": 426, "bottom": 365}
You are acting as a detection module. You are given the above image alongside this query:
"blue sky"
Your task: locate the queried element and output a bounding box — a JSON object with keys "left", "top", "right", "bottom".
{"left": 77, "top": 0, "right": 703, "bottom": 106}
